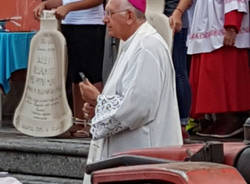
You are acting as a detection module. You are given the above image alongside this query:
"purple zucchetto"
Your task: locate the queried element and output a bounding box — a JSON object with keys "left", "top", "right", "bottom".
{"left": 128, "top": 0, "right": 146, "bottom": 13}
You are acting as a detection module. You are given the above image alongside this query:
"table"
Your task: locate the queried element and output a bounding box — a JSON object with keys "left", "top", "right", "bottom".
{"left": 0, "top": 32, "right": 35, "bottom": 122}
{"left": 0, "top": 32, "right": 35, "bottom": 93}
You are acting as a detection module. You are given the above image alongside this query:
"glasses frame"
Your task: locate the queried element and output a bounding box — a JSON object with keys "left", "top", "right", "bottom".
{"left": 104, "top": 9, "right": 130, "bottom": 17}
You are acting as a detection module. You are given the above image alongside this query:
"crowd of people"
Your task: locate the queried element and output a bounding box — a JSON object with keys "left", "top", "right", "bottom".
{"left": 165, "top": 0, "right": 250, "bottom": 139}
{"left": 33, "top": 0, "right": 250, "bottom": 160}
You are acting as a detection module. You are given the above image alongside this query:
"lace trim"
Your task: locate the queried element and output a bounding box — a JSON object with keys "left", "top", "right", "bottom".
{"left": 91, "top": 95, "right": 125, "bottom": 139}
{"left": 224, "top": 0, "right": 248, "bottom": 4}
{"left": 91, "top": 119, "right": 124, "bottom": 140}
{"left": 189, "top": 27, "right": 250, "bottom": 40}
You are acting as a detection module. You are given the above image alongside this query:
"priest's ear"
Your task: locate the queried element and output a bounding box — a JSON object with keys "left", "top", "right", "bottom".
{"left": 126, "top": 9, "right": 137, "bottom": 25}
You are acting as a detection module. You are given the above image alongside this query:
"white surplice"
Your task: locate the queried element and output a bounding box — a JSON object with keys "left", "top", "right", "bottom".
{"left": 83, "top": 21, "right": 183, "bottom": 184}
{"left": 91, "top": 22, "right": 183, "bottom": 159}
{"left": 187, "top": 0, "right": 250, "bottom": 54}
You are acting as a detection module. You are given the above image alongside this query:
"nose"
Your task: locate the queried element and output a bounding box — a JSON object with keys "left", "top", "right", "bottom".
{"left": 103, "top": 15, "right": 109, "bottom": 24}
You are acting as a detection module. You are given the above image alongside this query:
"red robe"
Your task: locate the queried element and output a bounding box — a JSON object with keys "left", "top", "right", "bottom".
{"left": 189, "top": 11, "right": 250, "bottom": 118}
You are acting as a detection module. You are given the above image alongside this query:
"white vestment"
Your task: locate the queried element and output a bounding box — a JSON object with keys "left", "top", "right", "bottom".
{"left": 83, "top": 21, "right": 183, "bottom": 184}
{"left": 91, "top": 22, "right": 183, "bottom": 159}
{"left": 187, "top": 0, "right": 250, "bottom": 54}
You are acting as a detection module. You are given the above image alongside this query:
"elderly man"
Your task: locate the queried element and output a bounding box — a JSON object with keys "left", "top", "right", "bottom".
{"left": 80, "top": 0, "right": 183, "bottom": 160}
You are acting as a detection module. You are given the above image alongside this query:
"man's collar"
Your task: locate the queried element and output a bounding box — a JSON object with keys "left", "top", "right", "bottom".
{"left": 121, "top": 21, "right": 149, "bottom": 51}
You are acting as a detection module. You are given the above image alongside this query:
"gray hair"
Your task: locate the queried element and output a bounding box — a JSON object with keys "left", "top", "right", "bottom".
{"left": 119, "top": 0, "right": 146, "bottom": 20}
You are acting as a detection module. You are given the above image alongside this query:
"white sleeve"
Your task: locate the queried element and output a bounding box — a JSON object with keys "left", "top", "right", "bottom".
{"left": 90, "top": 94, "right": 125, "bottom": 139}
{"left": 224, "top": 0, "right": 248, "bottom": 14}
{"left": 91, "top": 49, "right": 164, "bottom": 140}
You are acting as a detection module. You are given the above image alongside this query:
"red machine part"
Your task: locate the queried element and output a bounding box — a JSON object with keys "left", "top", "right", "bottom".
{"left": 92, "top": 162, "right": 247, "bottom": 184}
{"left": 116, "top": 142, "right": 247, "bottom": 166}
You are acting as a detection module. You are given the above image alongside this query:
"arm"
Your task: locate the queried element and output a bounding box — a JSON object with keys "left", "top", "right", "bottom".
{"left": 33, "top": 0, "right": 62, "bottom": 19}
{"left": 169, "top": 0, "right": 192, "bottom": 32}
{"left": 82, "top": 102, "right": 96, "bottom": 120}
{"left": 79, "top": 79, "right": 100, "bottom": 106}
{"left": 34, "top": 0, "right": 104, "bottom": 20}
{"left": 61, "top": 0, "right": 103, "bottom": 12}
{"left": 90, "top": 50, "right": 163, "bottom": 140}
{"left": 55, "top": 0, "right": 104, "bottom": 19}
{"left": 45, "top": 0, "right": 63, "bottom": 9}
{"left": 224, "top": 10, "right": 244, "bottom": 32}
{"left": 223, "top": 10, "right": 244, "bottom": 46}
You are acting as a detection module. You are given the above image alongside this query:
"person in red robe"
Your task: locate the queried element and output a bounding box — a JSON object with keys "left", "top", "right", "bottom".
{"left": 187, "top": 0, "right": 250, "bottom": 138}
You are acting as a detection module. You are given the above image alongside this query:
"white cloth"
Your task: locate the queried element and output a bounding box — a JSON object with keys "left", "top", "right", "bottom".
{"left": 91, "top": 22, "right": 183, "bottom": 159}
{"left": 187, "top": 0, "right": 250, "bottom": 54}
{"left": 186, "top": 0, "right": 196, "bottom": 33}
{"left": 0, "top": 177, "right": 22, "bottom": 184}
{"left": 62, "top": 0, "right": 104, "bottom": 25}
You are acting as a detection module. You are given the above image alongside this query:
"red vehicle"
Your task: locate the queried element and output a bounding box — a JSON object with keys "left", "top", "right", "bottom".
{"left": 86, "top": 142, "right": 250, "bottom": 184}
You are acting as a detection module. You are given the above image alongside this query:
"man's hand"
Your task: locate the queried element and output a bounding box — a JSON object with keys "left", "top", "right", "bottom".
{"left": 82, "top": 102, "right": 95, "bottom": 120}
{"left": 55, "top": 5, "right": 70, "bottom": 20}
{"left": 33, "top": 1, "right": 47, "bottom": 20}
{"left": 79, "top": 80, "right": 100, "bottom": 106}
{"left": 169, "top": 9, "right": 183, "bottom": 33}
{"left": 223, "top": 27, "right": 237, "bottom": 46}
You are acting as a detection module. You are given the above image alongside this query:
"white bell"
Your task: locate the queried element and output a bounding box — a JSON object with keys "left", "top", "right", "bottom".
{"left": 13, "top": 10, "right": 73, "bottom": 137}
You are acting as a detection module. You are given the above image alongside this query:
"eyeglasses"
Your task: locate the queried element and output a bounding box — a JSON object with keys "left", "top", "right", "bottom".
{"left": 104, "top": 9, "right": 129, "bottom": 17}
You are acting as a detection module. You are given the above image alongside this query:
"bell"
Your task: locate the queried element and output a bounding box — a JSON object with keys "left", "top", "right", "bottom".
{"left": 13, "top": 10, "right": 73, "bottom": 137}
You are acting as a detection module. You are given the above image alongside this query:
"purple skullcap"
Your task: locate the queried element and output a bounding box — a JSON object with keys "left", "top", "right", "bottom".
{"left": 128, "top": 0, "right": 146, "bottom": 13}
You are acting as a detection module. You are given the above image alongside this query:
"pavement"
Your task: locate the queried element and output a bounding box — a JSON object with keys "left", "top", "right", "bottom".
{"left": 0, "top": 121, "right": 90, "bottom": 184}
